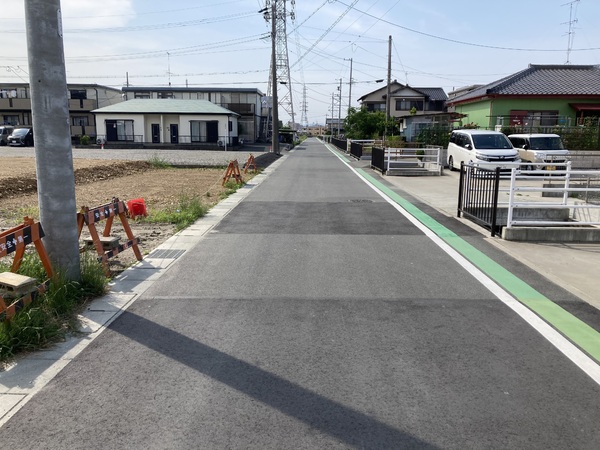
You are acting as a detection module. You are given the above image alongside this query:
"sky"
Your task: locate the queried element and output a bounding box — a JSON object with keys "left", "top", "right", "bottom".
{"left": 2, "top": 0, "right": 600, "bottom": 126}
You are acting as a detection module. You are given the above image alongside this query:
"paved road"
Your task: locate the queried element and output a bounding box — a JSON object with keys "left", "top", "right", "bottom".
{"left": 1, "top": 138, "right": 600, "bottom": 448}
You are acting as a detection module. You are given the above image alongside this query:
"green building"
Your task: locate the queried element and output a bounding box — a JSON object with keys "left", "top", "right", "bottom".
{"left": 446, "top": 65, "right": 600, "bottom": 131}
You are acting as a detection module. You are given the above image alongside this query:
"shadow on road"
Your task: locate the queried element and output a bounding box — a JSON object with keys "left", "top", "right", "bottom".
{"left": 112, "top": 310, "right": 439, "bottom": 448}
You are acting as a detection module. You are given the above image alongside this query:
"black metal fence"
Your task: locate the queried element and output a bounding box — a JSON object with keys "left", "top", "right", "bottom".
{"left": 331, "top": 137, "right": 347, "bottom": 151}
{"left": 349, "top": 141, "right": 363, "bottom": 159}
{"left": 371, "top": 147, "right": 385, "bottom": 173}
{"left": 458, "top": 163, "right": 501, "bottom": 237}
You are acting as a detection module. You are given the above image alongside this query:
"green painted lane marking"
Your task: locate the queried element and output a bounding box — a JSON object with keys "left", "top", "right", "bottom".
{"left": 356, "top": 168, "right": 600, "bottom": 363}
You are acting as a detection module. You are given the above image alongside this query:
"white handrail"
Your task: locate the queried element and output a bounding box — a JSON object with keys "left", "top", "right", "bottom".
{"left": 504, "top": 162, "right": 600, "bottom": 228}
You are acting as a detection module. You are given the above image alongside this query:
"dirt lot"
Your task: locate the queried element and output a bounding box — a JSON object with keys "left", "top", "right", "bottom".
{"left": 0, "top": 157, "right": 250, "bottom": 274}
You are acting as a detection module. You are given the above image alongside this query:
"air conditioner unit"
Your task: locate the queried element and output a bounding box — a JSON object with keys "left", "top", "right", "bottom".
{"left": 96, "top": 138, "right": 106, "bottom": 145}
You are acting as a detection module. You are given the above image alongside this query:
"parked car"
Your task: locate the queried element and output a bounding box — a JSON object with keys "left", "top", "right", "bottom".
{"left": 507, "top": 133, "right": 570, "bottom": 170}
{"left": 447, "top": 129, "right": 520, "bottom": 171}
{"left": 0, "top": 125, "right": 14, "bottom": 146}
{"left": 8, "top": 127, "right": 34, "bottom": 146}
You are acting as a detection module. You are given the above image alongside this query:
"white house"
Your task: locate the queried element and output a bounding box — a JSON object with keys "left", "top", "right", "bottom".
{"left": 122, "top": 86, "right": 267, "bottom": 143}
{"left": 92, "top": 99, "right": 240, "bottom": 147}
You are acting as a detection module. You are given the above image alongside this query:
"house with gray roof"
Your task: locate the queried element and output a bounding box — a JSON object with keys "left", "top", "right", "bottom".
{"left": 92, "top": 99, "right": 240, "bottom": 148}
{"left": 358, "top": 81, "right": 448, "bottom": 117}
{"left": 122, "top": 86, "right": 267, "bottom": 143}
{"left": 446, "top": 64, "right": 600, "bottom": 130}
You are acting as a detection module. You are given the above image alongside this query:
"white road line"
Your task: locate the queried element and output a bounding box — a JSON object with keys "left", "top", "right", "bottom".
{"left": 327, "top": 144, "right": 600, "bottom": 385}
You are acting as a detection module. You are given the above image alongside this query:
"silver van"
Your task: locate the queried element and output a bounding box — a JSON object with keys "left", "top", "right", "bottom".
{"left": 507, "top": 133, "right": 570, "bottom": 170}
{"left": 0, "top": 126, "right": 14, "bottom": 146}
{"left": 447, "top": 129, "right": 520, "bottom": 171}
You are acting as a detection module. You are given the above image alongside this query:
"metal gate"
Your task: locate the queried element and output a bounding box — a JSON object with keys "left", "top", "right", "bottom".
{"left": 457, "top": 163, "right": 501, "bottom": 237}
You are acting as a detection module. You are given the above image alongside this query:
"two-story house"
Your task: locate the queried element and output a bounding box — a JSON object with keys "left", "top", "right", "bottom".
{"left": 358, "top": 81, "right": 447, "bottom": 117}
{"left": 122, "top": 87, "right": 267, "bottom": 143}
{"left": 358, "top": 81, "right": 449, "bottom": 141}
{"left": 0, "top": 83, "right": 123, "bottom": 141}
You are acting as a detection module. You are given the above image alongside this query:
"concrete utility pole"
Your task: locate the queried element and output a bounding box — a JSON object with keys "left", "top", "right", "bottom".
{"left": 270, "top": 1, "right": 280, "bottom": 154}
{"left": 386, "top": 35, "right": 392, "bottom": 121}
{"left": 347, "top": 58, "right": 353, "bottom": 113}
{"left": 337, "top": 78, "right": 342, "bottom": 136}
{"left": 385, "top": 35, "right": 392, "bottom": 138}
{"left": 24, "top": 0, "right": 80, "bottom": 280}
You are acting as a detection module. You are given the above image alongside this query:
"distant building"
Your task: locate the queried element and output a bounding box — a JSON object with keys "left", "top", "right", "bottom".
{"left": 0, "top": 83, "right": 123, "bottom": 141}
{"left": 358, "top": 81, "right": 448, "bottom": 118}
{"left": 93, "top": 99, "right": 239, "bottom": 147}
{"left": 325, "top": 117, "right": 345, "bottom": 135}
{"left": 122, "top": 86, "right": 267, "bottom": 143}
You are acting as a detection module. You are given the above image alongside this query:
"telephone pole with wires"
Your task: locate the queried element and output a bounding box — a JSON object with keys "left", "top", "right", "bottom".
{"left": 262, "top": 0, "right": 296, "bottom": 151}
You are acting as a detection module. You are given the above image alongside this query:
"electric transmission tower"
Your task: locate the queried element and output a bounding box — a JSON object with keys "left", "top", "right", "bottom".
{"left": 300, "top": 85, "right": 308, "bottom": 128}
{"left": 263, "top": 0, "right": 295, "bottom": 138}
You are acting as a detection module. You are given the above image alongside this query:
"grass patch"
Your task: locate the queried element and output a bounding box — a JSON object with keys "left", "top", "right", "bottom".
{"left": 0, "top": 205, "right": 40, "bottom": 225}
{"left": 0, "top": 252, "right": 109, "bottom": 362}
{"left": 220, "top": 179, "right": 244, "bottom": 199}
{"left": 143, "top": 194, "right": 210, "bottom": 231}
{"left": 142, "top": 180, "right": 245, "bottom": 230}
{"left": 148, "top": 154, "right": 172, "bottom": 169}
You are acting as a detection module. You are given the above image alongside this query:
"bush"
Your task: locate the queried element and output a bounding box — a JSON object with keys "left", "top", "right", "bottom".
{"left": 416, "top": 126, "right": 451, "bottom": 148}
{"left": 80, "top": 135, "right": 91, "bottom": 145}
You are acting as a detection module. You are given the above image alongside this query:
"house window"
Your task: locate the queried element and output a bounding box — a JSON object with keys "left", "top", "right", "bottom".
{"left": 367, "top": 103, "right": 386, "bottom": 112}
{"left": 3, "top": 115, "right": 19, "bottom": 125}
{"left": 105, "top": 120, "right": 134, "bottom": 141}
{"left": 72, "top": 116, "right": 89, "bottom": 126}
{"left": 396, "top": 99, "right": 424, "bottom": 111}
{"left": 70, "top": 89, "right": 87, "bottom": 100}
{"left": 510, "top": 110, "right": 559, "bottom": 127}
{"left": 134, "top": 92, "right": 151, "bottom": 99}
{"left": 196, "top": 93, "right": 206, "bottom": 100}
{"left": 158, "top": 92, "right": 174, "bottom": 99}
{"left": 190, "top": 121, "right": 207, "bottom": 142}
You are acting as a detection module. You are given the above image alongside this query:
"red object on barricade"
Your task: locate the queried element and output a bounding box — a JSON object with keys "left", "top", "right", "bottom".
{"left": 127, "top": 198, "right": 148, "bottom": 219}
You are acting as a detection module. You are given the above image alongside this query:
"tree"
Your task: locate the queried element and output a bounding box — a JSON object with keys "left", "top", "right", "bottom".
{"left": 344, "top": 107, "right": 398, "bottom": 139}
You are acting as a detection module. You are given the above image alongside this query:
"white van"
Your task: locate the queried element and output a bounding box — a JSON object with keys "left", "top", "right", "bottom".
{"left": 447, "top": 129, "right": 520, "bottom": 171}
{"left": 507, "top": 133, "right": 570, "bottom": 170}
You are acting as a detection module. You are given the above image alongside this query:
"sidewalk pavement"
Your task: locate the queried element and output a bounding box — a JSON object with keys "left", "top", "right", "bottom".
{"left": 376, "top": 169, "right": 600, "bottom": 311}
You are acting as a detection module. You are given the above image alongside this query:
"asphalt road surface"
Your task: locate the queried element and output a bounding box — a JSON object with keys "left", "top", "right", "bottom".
{"left": 1, "top": 138, "right": 599, "bottom": 449}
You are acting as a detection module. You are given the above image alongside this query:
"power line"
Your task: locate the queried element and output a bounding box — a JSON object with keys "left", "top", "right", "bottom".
{"left": 3, "top": 11, "right": 257, "bottom": 34}
{"left": 335, "top": 0, "right": 600, "bottom": 52}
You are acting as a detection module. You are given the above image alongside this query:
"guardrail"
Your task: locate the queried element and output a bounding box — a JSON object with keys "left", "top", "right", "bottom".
{"left": 458, "top": 161, "right": 600, "bottom": 236}
{"left": 505, "top": 162, "right": 600, "bottom": 228}
{"left": 370, "top": 147, "right": 443, "bottom": 175}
